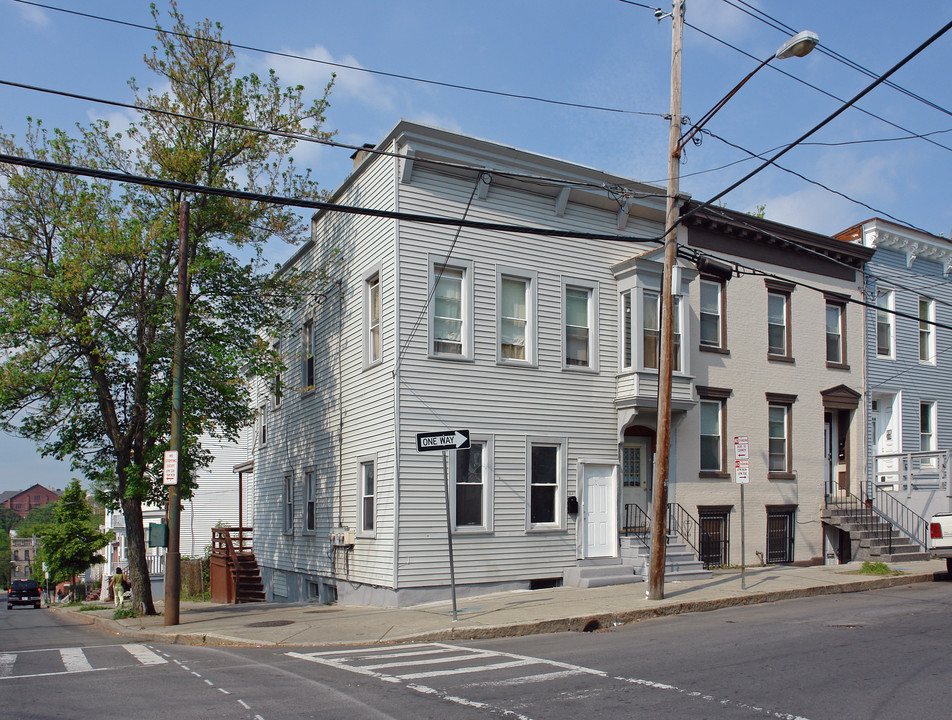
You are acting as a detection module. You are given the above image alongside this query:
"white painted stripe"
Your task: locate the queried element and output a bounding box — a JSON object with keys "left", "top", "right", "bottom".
{"left": 463, "top": 669, "right": 588, "bottom": 687}
{"left": 361, "top": 652, "right": 492, "bottom": 670}
{"left": 0, "top": 667, "right": 110, "bottom": 681}
{"left": 296, "top": 642, "right": 447, "bottom": 658}
{"left": 237, "top": 700, "right": 250, "bottom": 710}
{"left": 204, "top": 679, "right": 213, "bottom": 685}
{"left": 348, "top": 647, "right": 462, "bottom": 661}
{"left": 397, "top": 659, "right": 537, "bottom": 680}
{"left": 408, "top": 684, "right": 535, "bottom": 720}
{"left": 0, "top": 654, "right": 15, "bottom": 678}
{"left": 122, "top": 645, "right": 167, "bottom": 666}
{"left": 218, "top": 688, "right": 231, "bottom": 695}
{"left": 285, "top": 652, "right": 402, "bottom": 683}
{"left": 59, "top": 647, "right": 92, "bottom": 673}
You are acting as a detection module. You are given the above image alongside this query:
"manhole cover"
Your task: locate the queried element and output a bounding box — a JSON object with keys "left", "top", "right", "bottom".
{"left": 246, "top": 620, "right": 295, "bottom": 628}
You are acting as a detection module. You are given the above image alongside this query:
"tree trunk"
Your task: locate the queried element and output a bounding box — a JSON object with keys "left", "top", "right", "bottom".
{"left": 121, "top": 496, "right": 156, "bottom": 615}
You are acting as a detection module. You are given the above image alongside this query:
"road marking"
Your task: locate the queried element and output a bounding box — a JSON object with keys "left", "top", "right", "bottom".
{"left": 407, "top": 683, "right": 535, "bottom": 720}
{"left": 123, "top": 644, "right": 167, "bottom": 666}
{"left": 237, "top": 699, "right": 250, "bottom": 710}
{"left": 462, "top": 669, "right": 589, "bottom": 687}
{"left": 59, "top": 647, "right": 93, "bottom": 673}
{"left": 0, "top": 654, "right": 16, "bottom": 677}
{"left": 399, "top": 658, "right": 539, "bottom": 680}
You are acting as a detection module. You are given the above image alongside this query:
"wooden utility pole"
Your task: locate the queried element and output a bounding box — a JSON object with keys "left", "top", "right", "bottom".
{"left": 165, "top": 199, "right": 189, "bottom": 626}
{"left": 648, "top": 0, "right": 684, "bottom": 602}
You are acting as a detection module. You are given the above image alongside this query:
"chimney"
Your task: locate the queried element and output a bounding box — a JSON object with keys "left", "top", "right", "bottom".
{"left": 350, "top": 143, "right": 377, "bottom": 170}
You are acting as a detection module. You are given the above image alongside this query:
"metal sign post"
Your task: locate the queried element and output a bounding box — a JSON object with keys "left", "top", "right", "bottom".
{"left": 734, "top": 436, "right": 750, "bottom": 591}
{"left": 417, "top": 430, "right": 469, "bottom": 622}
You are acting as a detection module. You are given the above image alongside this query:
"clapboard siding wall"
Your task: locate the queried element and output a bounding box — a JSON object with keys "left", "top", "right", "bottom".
{"left": 393, "top": 160, "right": 646, "bottom": 588}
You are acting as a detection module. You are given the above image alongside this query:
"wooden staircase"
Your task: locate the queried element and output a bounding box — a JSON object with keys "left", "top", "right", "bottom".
{"left": 210, "top": 527, "right": 266, "bottom": 603}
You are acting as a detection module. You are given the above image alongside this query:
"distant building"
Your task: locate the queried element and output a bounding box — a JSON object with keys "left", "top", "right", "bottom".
{"left": 9, "top": 531, "right": 39, "bottom": 581}
{"left": 1, "top": 484, "right": 60, "bottom": 518}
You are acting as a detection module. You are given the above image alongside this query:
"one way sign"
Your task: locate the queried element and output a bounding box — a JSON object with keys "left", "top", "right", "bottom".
{"left": 416, "top": 429, "right": 470, "bottom": 452}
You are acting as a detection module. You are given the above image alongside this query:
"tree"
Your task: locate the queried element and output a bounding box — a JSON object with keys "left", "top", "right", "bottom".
{"left": 35, "top": 480, "right": 111, "bottom": 592}
{"left": 0, "top": 2, "right": 334, "bottom": 613}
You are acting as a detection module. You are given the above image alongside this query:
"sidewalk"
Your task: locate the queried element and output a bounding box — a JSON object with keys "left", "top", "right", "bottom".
{"left": 52, "top": 559, "right": 949, "bottom": 648}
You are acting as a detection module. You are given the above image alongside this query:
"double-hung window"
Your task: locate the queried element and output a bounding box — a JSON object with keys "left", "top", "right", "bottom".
{"left": 766, "top": 393, "right": 796, "bottom": 478}
{"left": 497, "top": 270, "right": 536, "bottom": 364}
{"left": 920, "top": 401, "right": 936, "bottom": 452}
{"left": 699, "top": 279, "right": 726, "bottom": 351}
{"left": 365, "top": 269, "right": 381, "bottom": 366}
{"left": 283, "top": 475, "right": 294, "bottom": 535}
{"left": 697, "top": 386, "right": 730, "bottom": 476}
{"left": 430, "top": 257, "right": 473, "bottom": 360}
{"left": 302, "top": 320, "right": 315, "bottom": 390}
{"left": 272, "top": 341, "right": 282, "bottom": 408}
{"left": 765, "top": 279, "right": 793, "bottom": 361}
{"left": 825, "top": 296, "right": 847, "bottom": 368}
{"left": 919, "top": 296, "right": 935, "bottom": 364}
{"left": 454, "top": 439, "right": 492, "bottom": 531}
{"left": 358, "top": 457, "right": 376, "bottom": 536}
{"left": 876, "top": 289, "right": 894, "bottom": 358}
{"left": 527, "top": 439, "right": 565, "bottom": 529}
{"left": 304, "top": 471, "right": 317, "bottom": 533}
{"left": 564, "top": 281, "right": 596, "bottom": 369}
{"left": 621, "top": 290, "right": 633, "bottom": 369}
{"left": 643, "top": 291, "right": 681, "bottom": 371}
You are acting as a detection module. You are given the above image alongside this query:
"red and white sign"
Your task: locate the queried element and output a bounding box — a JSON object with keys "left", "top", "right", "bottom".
{"left": 163, "top": 450, "right": 179, "bottom": 486}
{"left": 733, "top": 436, "right": 750, "bottom": 484}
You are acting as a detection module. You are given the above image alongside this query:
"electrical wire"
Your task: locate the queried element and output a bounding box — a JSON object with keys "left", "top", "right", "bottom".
{"left": 0, "top": 78, "right": 661, "bottom": 202}
{"left": 0, "top": 151, "right": 666, "bottom": 245}
{"left": 13, "top": 0, "right": 667, "bottom": 120}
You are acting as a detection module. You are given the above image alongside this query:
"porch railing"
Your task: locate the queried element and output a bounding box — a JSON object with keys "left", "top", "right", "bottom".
{"left": 872, "top": 485, "right": 928, "bottom": 550}
{"left": 622, "top": 503, "right": 702, "bottom": 558}
{"left": 873, "top": 449, "right": 951, "bottom": 495}
{"left": 622, "top": 503, "right": 652, "bottom": 549}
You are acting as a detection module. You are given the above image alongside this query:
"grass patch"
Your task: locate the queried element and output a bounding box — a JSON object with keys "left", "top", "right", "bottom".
{"left": 75, "top": 603, "right": 109, "bottom": 612}
{"left": 112, "top": 606, "right": 139, "bottom": 620}
{"left": 854, "top": 561, "right": 904, "bottom": 576}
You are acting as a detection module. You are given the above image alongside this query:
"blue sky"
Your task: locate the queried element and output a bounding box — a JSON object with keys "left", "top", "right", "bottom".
{"left": 1, "top": 0, "right": 951, "bottom": 492}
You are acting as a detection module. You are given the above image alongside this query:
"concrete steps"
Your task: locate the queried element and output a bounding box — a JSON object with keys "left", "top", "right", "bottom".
{"left": 563, "top": 537, "right": 711, "bottom": 588}
{"left": 821, "top": 506, "right": 930, "bottom": 564}
{"left": 562, "top": 558, "right": 642, "bottom": 589}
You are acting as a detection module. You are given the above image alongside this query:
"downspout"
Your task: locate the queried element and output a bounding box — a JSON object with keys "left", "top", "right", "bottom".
{"left": 392, "top": 144, "right": 402, "bottom": 593}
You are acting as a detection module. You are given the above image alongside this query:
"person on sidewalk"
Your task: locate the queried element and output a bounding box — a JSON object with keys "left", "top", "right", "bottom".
{"left": 112, "top": 568, "right": 126, "bottom": 608}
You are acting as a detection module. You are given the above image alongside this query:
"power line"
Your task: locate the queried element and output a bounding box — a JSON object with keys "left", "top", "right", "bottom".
{"left": 679, "top": 18, "right": 952, "bottom": 230}
{"left": 0, "top": 77, "right": 662, "bottom": 202}
{"left": 13, "top": 0, "right": 667, "bottom": 120}
{"left": 0, "top": 151, "right": 665, "bottom": 245}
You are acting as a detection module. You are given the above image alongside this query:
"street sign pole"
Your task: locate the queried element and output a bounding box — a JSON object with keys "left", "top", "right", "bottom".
{"left": 734, "top": 436, "right": 750, "bottom": 591}
{"left": 740, "top": 483, "right": 746, "bottom": 590}
{"left": 442, "top": 451, "right": 458, "bottom": 621}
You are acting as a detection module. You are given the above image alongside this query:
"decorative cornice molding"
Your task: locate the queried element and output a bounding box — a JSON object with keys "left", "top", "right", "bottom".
{"left": 867, "top": 227, "right": 952, "bottom": 275}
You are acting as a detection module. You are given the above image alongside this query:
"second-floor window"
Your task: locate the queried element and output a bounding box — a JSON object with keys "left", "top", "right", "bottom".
{"left": 767, "top": 291, "right": 788, "bottom": 357}
{"left": 825, "top": 300, "right": 846, "bottom": 366}
{"left": 919, "top": 296, "right": 935, "bottom": 364}
{"left": 429, "top": 258, "right": 473, "bottom": 360}
{"left": 876, "top": 289, "right": 894, "bottom": 358}
{"left": 499, "top": 275, "right": 531, "bottom": 362}
{"left": 920, "top": 401, "right": 936, "bottom": 452}
{"left": 699, "top": 279, "right": 725, "bottom": 350}
{"left": 564, "top": 285, "right": 592, "bottom": 368}
{"left": 643, "top": 292, "right": 680, "bottom": 371}
{"left": 302, "top": 320, "right": 315, "bottom": 390}
{"left": 367, "top": 273, "right": 381, "bottom": 364}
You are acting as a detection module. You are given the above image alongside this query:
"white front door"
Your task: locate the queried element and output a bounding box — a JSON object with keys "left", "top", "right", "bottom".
{"left": 583, "top": 463, "right": 616, "bottom": 558}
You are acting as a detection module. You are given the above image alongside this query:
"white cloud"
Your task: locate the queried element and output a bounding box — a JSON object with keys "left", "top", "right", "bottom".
{"left": 17, "top": 3, "right": 49, "bottom": 27}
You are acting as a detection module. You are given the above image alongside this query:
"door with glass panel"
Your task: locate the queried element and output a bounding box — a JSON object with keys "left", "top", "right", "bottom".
{"left": 621, "top": 440, "right": 651, "bottom": 533}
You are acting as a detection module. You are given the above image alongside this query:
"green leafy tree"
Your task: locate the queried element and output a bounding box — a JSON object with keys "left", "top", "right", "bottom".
{"left": 16, "top": 500, "right": 59, "bottom": 536}
{"left": 35, "top": 480, "right": 111, "bottom": 591}
{"left": 0, "top": 504, "right": 20, "bottom": 533}
{"left": 0, "top": 2, "right": 334, "bottom": 613}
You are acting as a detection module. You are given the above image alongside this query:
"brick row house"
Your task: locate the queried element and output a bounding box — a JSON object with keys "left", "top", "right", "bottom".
{"left": 248, "top": 121, "right": 873, "bottom": 605}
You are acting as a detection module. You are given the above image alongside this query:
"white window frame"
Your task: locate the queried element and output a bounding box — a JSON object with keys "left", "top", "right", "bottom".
{"left": 920, "top": 400, "right": 936, "bottom": 452}
{"left": 283, "top": 474, "right": 294, "bottom": 535}
{"left": 562, "top": 277, "right": 598, "bottom": 372}
{"left": 621, "top": 290, "right": 633, "bottom": 370}
{"left": 258, "top": 403, "right": 268, "bottom": 446}
{"left": 363, "top": 264, "right": 382, "bottom": 369}
{"left": 642, "top": 290, "right": 681, "bottom": 372}
{"left": 699, "top": 399, "right": 724, "bottom": 472}
{"left": 272, "top": 341, "right": 282, "bottom": 409}
{"left": 302, "top": 319, "right": 315, "bottom": 391}
{"left": 876, "top": 289, "right": 895, "bottom": 359}
{"left": 428, "top": 256, "right": 474, "bottom": 361}
{"left": 357, "top": 455, "right": 377, "bottom": 538}
{"left": 825, "top": 300, "right": 846, "bottom": 366}
{"left": 525, "top": 436, "right": 567, "bottom": 531}
{"left": 451, "top": 436, "right": 494, "bottom": 533}
{"left": 767, "top": 290, "right": 789, "bottom": 358}
{"left": 768, "top": 403, "right": 791, "bottom": 474}
{"left": 919, "top": 296, "right": 935, "bottom": 365}
{"left": 496, "top": 268, "right": 537, "bottom": 366}
{"left": 699, "top": 279, "right": 724, "bottom": 350}
{"left": 304, "top": 470, "right": 317, "bottom": 534}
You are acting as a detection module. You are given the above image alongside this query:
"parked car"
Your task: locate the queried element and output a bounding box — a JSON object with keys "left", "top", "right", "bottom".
{"left": 929, "top": 511, "right": 952, "bottom": 575}
{"left": 7, "top": 579, "right": 41, "bottom": 609}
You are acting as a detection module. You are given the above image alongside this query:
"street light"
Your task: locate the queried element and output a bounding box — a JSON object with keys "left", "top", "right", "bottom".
{"left": 647, "top": 2, "right": 818, "bottom": 601}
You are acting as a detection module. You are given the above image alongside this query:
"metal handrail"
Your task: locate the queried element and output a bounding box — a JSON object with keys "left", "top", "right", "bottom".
{"left": 825, "top": 488, "right": 893, "bottom": 554}
{"left": 872, "top": 486, "right": 928, "bottom": 550}
{"left": 622, "top": 504, "right": 652, "bottom": 549}
{"left": 667, "top": 503, "right": 700, "bottom": 557}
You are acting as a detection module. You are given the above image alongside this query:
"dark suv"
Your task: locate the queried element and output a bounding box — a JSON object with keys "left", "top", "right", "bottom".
{"left": 7, "top": 579, "right": 41, "bottom": 609}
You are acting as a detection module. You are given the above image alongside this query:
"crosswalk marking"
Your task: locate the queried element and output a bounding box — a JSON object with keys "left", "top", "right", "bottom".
{"left": 59, "top": 647, "right": 93, "bottom": 673}
{"left": 0, "top": 644, "right": 168, "bottom": 680}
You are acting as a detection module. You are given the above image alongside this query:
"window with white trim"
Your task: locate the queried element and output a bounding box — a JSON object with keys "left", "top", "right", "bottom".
{"left": 564, "top": 284, "right": 593, "bottom": 368}
{"left": 700, "top": 400, "right": 723, "bottom": 472}
{"left": 527, "top": 439, "right": 565, "bottom": 529}
{"left": 699, "top": 279, "right": 725, "bottom": 350}
{"left": 272, "top": 341, "right": 282, "bottom": 408}
{"left": 429, "top": 258, "right": 473, "bottom": 360}
{"left": 767, "top": 291, "right": 788, "bottom": 357}
{"left": 283, "top": 474, "right": 293, "bottom": 534}
{"left": 302, "top": 319, "right": 315, "bottom": 390}
{"left": 258, "top": 403, "right": 268, "bottom": 446}
{"left": 920, "top": 401, "right": 936, "bottom": 452}
{"left": 497, "top": 270, "right": 536, "bottom": 364}
{"left": 825, "top": 299, "right": 846, "bottom": 367}
{"left": 366, "top": 272, "right": 381, "bottom": 365}
{"left": 358, "top": 458, "right": 376, "bottom": 535}
{"left": 643, "top": 291, "right": 681, "bottom": 371}
{"left": 766, "top": 394, "right": 796, "bottom": 478}
{"left": 919, "top": 296, "right": 935, "bottom": 364}
{"left": 304, "top": 471, "right": 317, "bottom": 533}
{"left": 453, "top": 439, "right": 492, "bottom": 531}
{"left": 621, "top": 290, "right": 633, "bottom": 369}
{"left": 876, "top": 289, "right": 894, "bottom": 358}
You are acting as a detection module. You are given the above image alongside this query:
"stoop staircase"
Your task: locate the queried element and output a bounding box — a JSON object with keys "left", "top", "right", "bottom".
{"left": 210, "top": 527, "right": 266, "bottom": 603}
{"left": 563, "top": 536, "right": 710, "bottom": 588}
{"left": 821, "top": 489, "right": 930, "bottom": 563}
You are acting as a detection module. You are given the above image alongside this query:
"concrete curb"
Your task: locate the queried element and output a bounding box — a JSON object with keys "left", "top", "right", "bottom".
{"left": 46, "top": 572, "right": 941, "bottom": 648}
